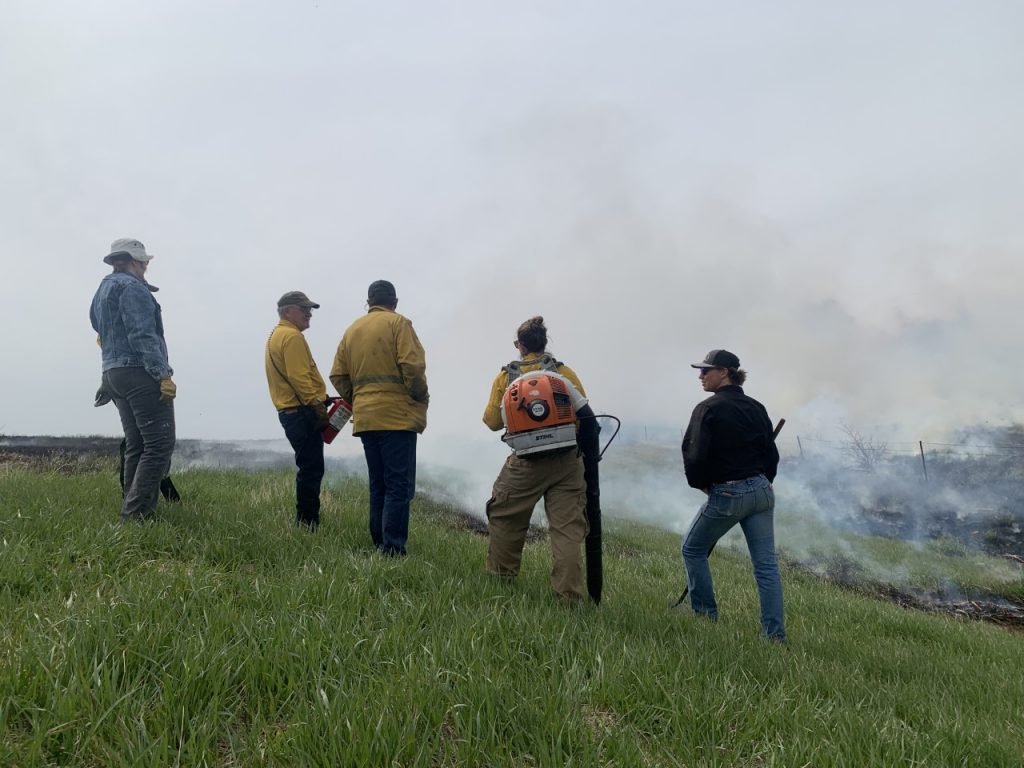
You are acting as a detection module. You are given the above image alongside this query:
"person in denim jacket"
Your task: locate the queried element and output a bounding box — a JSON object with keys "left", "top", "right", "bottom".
{"left": 681, "top": 349, "right": 784, "bottom": 641}
{"left": 90, "top": 238, "right": 176, "bottom": 522}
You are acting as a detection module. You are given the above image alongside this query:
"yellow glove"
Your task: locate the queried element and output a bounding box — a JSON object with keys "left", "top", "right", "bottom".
{"left": 159, "top": 377, "right": 177, "bottom": 403}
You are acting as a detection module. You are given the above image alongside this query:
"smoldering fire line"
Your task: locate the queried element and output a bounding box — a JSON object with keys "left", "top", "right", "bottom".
{"left": 4, "top": 429, "right": 1022, "bottom": 629}
{"left": 6, "top": 431, "right": 1023, "bottom": 556}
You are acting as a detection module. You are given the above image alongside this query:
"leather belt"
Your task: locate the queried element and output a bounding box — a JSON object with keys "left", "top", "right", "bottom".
{"left": 718, "top": 475, "right": 761, "bottom": 485}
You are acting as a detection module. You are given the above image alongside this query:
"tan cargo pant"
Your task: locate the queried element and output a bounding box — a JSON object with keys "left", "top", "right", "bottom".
{"left": 485, "top": 449, "right": 589, "bottom": 600}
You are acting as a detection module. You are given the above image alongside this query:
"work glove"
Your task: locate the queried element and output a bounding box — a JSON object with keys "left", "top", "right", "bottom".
{"left": 159, "top": 377, "right": 177, "bottom": 403}
{"left": 94, "top": 386, "right": 112, "bottom": 407}
{"left": 312, "top": 400, "right": 329, "bottom": 431}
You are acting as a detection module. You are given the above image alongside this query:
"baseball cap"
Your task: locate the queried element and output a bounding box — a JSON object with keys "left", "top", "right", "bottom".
{"left": 277, "top": 291, "right": 320, "bottom": 309}
{"left": 104, "top": 238, "right": 154, "bottom": 265}
{"left": 691, "top": 349, "right": 740, "bottom": 369}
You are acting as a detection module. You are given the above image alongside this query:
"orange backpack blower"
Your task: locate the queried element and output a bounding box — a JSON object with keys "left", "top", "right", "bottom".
{"left": 501, "top": 372, "right": 580, "bottom": 456}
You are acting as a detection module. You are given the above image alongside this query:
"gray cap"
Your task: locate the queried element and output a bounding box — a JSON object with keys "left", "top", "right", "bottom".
{"left": 277, "top": 291, "right": 320, "bottom": 309}
{"left": 104, "top": 238, "right": 154, "bottom": 265}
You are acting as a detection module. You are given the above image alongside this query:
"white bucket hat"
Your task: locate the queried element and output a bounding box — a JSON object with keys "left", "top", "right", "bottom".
{"left": 104, "top": 238, "right": 155, "bottom": 265}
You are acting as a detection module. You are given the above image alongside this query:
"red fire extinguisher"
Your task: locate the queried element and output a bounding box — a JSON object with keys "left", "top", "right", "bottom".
{"left": 322, "top": 398, "right": 353, "bottom": 444}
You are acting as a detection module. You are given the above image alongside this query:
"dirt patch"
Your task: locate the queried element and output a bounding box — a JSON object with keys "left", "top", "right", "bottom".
{"left": 582, "top": 705, "right": 620, "bottom": 735}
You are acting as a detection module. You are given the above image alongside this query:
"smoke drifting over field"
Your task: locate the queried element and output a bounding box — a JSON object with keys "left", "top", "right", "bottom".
{"left": 596, "top": 429, "right": 1024, "bottom": 546}
{"left": 11, "top": 421, "right": 1020, "bottom": 567}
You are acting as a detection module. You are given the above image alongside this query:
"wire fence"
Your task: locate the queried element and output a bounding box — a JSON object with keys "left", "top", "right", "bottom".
{"left": 621, "top": 425, "right": 1024, "bottom": 479}
{"left": 782, "top": 436, "right": 1024, "bottom": 461}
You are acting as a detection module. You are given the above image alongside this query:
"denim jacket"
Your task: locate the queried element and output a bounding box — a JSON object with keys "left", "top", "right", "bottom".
{"left": 90, "top": 272, "right": 172, "bottom": 381}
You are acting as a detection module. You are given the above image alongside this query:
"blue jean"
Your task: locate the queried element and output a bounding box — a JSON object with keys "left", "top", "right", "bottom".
{"left": 104, "top": 367, "right": 176, "bottom": 522}
{"left": 681, "top": 475, "right": 785, "bottom": 640}
{"left": 279, "top": 406, "right": 325, "bottom": 528}
{"left": 359, "top": 430, "right": 417, "bottom": 555}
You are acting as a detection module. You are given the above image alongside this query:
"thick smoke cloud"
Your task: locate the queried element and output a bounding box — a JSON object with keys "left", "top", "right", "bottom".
{"left": 2, "top": 2, "right": 1022, "bottom": 461}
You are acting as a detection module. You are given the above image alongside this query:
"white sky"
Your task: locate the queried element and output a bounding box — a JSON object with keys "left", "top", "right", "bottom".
{"left": 2, "top": 1, "right": 1023, "bottom": 463}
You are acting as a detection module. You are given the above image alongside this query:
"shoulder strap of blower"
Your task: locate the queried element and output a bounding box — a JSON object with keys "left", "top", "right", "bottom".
{"left": 502, "top": 353, "right": 562, "bottom": 388}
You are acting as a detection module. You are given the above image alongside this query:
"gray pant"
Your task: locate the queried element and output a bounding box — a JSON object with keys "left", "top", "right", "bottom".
{"left": 103, "top": 367, "right": 176, "bottom": 521}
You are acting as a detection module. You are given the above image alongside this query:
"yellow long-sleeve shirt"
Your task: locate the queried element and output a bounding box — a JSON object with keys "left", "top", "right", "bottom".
{"left": 265, "top": 319, "right": 327, "bottom": 410}
{"left": 329, "top": 307, "right": 429, "bottom": 434}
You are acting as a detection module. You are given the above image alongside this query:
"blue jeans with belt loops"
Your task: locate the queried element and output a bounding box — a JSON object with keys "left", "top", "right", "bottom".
{"left": 359, "top": 430, "right": 418, "bottom": 555}
{"left": 681, "top": 475, "right": 785, "bottom": 640}
{"left": 278, "top": 406, "right": 325, "bottom": 528}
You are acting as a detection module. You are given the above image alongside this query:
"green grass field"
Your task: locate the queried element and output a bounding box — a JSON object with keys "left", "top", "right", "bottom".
{"left": 2, "top": 460, "right": 1023, "bottom": 766}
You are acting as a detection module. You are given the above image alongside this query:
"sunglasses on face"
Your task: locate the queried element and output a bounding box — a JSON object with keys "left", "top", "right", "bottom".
{"left": 698, "top": 367, "right": 720, "bottom": 377}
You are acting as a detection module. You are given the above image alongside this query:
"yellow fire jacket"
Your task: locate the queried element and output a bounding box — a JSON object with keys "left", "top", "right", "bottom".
{"left": 330, "top": 307, "right": 429, "bottom": 434}
{"left": 482, "top": 352, "right": 587, "bottom": 431}
{"left": 265, "top": 319, "right": 328, "bottom": 410}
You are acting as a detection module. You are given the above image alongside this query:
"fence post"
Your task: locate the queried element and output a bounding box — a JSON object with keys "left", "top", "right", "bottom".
{"left": 919, "top": 440, "right": 929, "bottom": 481}
{"left": 797, "top": 436, "right": 804, "bottom": 459}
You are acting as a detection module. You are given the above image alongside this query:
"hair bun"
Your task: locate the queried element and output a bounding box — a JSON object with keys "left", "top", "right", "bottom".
{"left": 516, "top": 316, "right": 549, "bottom": 354}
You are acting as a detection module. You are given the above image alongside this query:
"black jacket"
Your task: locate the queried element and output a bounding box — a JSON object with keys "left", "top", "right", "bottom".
{"left": 682, "top": 385, "right": 779, "bottom": 490}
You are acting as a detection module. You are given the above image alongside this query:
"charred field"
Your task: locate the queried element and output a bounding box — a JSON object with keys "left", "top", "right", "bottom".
{"left": 794, "top": 455, "right": 1024, "bottom": 557}
{"left": 775, "top": 429, "right": 1024, "bottom": 631}
{"left": 0, "top": 433, "right": 365, "bottom": 474}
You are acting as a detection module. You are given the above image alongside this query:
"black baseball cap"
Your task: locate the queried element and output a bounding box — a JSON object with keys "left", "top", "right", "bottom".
{"left": 691, "top": 349, "right": 740, "bottom": 369}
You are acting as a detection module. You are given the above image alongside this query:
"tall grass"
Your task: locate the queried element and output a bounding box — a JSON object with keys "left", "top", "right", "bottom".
{"left": 1, "top": 462, "right": 1022, "bottom": 766}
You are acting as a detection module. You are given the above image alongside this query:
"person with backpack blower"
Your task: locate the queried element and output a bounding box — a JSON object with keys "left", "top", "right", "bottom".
{"left": 680, "top": 349, "right": 785, "bottom": 642}
{"left": 482, "top": 316, "right": 602, "bottom": 604}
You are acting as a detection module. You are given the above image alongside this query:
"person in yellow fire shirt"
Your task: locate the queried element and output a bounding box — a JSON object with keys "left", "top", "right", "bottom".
{"left": 330, "top": 280, "right": 428, "bottom": 556}
{"left": 266, "top": 291, "right": 329, "bottom": 529}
